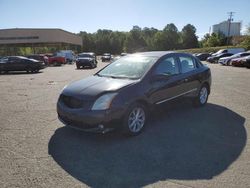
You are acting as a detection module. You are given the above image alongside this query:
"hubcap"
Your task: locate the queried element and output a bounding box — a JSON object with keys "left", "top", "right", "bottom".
{"left": 200, "top": 87, "right": 208, "bottom": 104}
{"left": 128, "top": 107, "right": 145, "bottom": 133}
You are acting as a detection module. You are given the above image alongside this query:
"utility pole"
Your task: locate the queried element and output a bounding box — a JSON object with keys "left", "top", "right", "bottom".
{"left": 227, "top": 12, "right": 235, "bottom": 45}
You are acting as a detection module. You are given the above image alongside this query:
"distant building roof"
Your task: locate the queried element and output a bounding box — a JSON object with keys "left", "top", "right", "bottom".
{"left": 0, "top": 28, "right": 82, "bottom": 46}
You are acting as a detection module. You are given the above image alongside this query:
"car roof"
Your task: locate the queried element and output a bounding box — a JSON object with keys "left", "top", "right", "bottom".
{"left": 132, "top": 51, "right": 176, "bottom": 57}
{"left": 8, "top": 56, "right": 28, "bottom": 59}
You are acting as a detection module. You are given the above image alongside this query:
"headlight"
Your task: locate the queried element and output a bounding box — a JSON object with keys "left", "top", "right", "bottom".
{"left": 62, "top": 84, "right": 68, "bottom": 91}
{"left": 92, "top": 93, "right": 117, "bottom": 110}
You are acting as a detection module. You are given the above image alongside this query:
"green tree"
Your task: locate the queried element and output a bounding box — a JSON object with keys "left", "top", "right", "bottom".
{"left": 142, "top": 27, "right": 158, "bottom": 50}
{"left": 162, "top": 23, "right": 180, "bottom": 49}
{"left": 201, "top": 32, "right": 226, "bottom": 47}
{"left": 124, "top": 26, "right": 146, "bottom": 53}
{"left": 181, "top": 24, "right": 199, "bottom": 49}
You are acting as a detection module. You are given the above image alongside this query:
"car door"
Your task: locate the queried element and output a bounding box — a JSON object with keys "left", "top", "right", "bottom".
{"left": 148, "top": 55, "right": 186, "bottom": 105}
{"left": 177, "top": 54, "right": 201, "bottom": 95}
{"left": 8, "top": 57, "right": 23, "bottom": 71}
{"left": 0, "top": 57, "right": 9, "bottom": 71}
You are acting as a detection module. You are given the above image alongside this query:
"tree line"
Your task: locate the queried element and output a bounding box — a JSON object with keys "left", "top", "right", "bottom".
{"left": 77, "top": 23, "right": 250, "bottom": 55}
{"left": 1, "top": 23, "right": 249, "bottom": 56}
{"left": 78, "top": 23, "right": 199, "bottom": 54}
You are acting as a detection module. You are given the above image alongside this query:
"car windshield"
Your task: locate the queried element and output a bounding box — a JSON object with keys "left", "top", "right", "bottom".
{"left": 78, "top": 54, "right": 93, "bottom": 58}
{"left": 103, "top": 53, "right": 110, "bottom": 56}
{"left": 97, "top": 55, "right": 157, "bottom": 79}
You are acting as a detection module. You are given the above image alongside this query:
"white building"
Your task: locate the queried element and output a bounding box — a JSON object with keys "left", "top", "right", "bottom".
{"left": 212, "top": 21, "right": 241, "bottom": 37}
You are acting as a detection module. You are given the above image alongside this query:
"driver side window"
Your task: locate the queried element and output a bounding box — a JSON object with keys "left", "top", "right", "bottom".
{"left": 154, "top": 57, "right": 179, "bottom": 76}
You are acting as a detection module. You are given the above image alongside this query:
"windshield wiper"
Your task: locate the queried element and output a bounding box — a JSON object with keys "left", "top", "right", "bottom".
{"left": 96, "top": 74, "right": 138, "bottom": 80}
{"left": 95, "top": 73, "right": 103, "bottom": 77}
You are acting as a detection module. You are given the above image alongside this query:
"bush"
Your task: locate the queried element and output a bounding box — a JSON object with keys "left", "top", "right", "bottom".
{"left": 240, "top": 36, "right": 250, "bottom": 50}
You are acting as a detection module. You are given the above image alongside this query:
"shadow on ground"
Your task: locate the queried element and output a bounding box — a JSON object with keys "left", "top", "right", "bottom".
{"left": 48, "top": 101, "right": 246, "bottom": 188}
{"left": 0, "top": 71, "right": 43, "bottom": 75}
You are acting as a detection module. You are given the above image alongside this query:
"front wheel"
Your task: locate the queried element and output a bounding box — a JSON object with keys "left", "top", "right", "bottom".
{"left": 122, "top": 103, "right": 147, "bottom": 136}
{"left": 193, "top": 85, "right": 209, "bottom": 107}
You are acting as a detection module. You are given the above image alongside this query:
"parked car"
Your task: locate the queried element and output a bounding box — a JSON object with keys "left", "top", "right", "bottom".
{"left": 242, "top": 56, "right": 250, "bottom": 68}
{"left": 101, "top": 53, "right": 111, "bottom": 62}
{"left": 56, "top": 50, "right": 75, "bottom": 63}
{"left": 46, "top": 54, "right": 66, "bottom": 66}
{"left": 195, "top": 53, "right": 211, "bottom": 61}
{"left": 111, "top": 56, "right": 121, "bottom": 62}
{"left": 218, "top": 52, "right": 250, "bottom": 65}
{"left": 76, "top": 52, "right": 97, "bottom": 69}
{"left": 121, "top": 53, "right": 128, "bottom": 56}
{"left": 0, "top": 56, "right": 45, "bottom": 73}
{"left": 207, "top": 53, "right": 233, "bottom": 63}
{"left": 211, "top": 48, "right": 245, "bottom": 56}
{"left": 231, "top": 56, "right": 250, "bottom": 67}
{"left": 57, "top": 51, "right": 211, "bottom": 136}
{"left": 26, "top": 54, "right": 49, "bottom": 65}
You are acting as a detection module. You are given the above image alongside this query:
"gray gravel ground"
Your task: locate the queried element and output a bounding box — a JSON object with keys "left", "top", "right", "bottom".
{"left": 0, "top": 61, "right": 249, "bottom": 188}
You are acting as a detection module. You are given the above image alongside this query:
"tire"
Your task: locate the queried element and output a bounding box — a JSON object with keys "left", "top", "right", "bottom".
{"left": 193, "top": 84, "right": 209, "bottom": 107}
{"left": 122, "top": 103, "right": 147, "bottom": 136}
{"left": 26, "top": 66, "right": 32, "bottom": 73}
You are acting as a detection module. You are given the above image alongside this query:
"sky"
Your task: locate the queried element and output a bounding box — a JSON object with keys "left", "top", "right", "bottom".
{"left": 0, "top": 0, "right": 249, "bottom": 39}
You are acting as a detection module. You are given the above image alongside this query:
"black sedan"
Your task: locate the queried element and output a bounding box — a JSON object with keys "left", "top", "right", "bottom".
{"left": 76, "top": 53, "right": 97, "bottom": 69}
{"left": 101, "top": 53, "right": 111, "bottom": 62}
{"left": 0, "top": 56, "right": 45, "bottom": 73}
{"left": 57, "top": 51, "right": 211, "bottom": 136}
{"left": 206, "top": 53, "right": 233, "bottom": 63}
{"left": 242, "top": 56, "right": 250, "bottom": 68}
{"left": 195, "top": 53, "right": 211, "bottom": 61}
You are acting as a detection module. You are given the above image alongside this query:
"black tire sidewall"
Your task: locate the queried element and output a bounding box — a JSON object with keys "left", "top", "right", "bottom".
{"left": 193, "top": 85, "right": 209, "bottom": 107}
{"left": 122, "top": 103, "right": 147, "bottom": 136}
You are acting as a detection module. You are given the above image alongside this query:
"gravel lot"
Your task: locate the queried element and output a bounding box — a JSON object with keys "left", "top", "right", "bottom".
{"left": 0, "top": 61, "right": 249, "bottom": 188}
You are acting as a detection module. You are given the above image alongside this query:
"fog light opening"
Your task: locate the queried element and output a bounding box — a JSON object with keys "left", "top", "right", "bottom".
{"left": 98, "top": 124, "right": 104, "bottom": 130}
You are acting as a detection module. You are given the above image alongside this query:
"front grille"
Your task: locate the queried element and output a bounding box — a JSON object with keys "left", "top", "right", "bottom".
{"left": 59, "top": 114, "right": 95, "bottom": 129}
{"left": 60, "top": 94, "right": 84, "bottom": 109}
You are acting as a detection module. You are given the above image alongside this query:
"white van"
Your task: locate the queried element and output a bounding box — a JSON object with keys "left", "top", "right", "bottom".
{"left": 212, "top": 48, "right": 245, "bottom": 56}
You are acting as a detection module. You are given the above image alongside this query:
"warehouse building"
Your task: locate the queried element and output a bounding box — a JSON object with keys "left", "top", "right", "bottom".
{"left": 0, "top": 28, "right": 82, "bottom": 55}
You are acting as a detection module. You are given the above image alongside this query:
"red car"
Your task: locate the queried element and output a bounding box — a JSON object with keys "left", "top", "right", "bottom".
{"left": 46, "top": 54, "right": 66, "bottom": 66}
{"left": 231, "top": 55, "right": 250, "bottom": 67}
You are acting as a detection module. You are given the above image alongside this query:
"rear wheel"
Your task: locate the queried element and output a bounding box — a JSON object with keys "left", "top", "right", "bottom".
{"left": 122, "top": 103, "right": 147, "bottom": 136}
{"left": 193, "top": 85, "right": 209, "bottom": 107}
{"left": 26, "top": 66, "right": 32, "bottom": 73}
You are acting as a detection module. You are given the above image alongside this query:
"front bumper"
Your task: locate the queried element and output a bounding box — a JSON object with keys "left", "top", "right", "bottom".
{"left": 57, "top": 102, "right": 125, "bottom": 133}
{"left": 76, "top": 61, "right": 94, "bottom": 66}
{"left": 218, "top": 60, "right": 227, "bottom": 65}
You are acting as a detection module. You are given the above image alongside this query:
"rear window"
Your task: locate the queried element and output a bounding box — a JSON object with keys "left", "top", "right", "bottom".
{"left": 179, "top": 56, "right": 197, "bottom": 73}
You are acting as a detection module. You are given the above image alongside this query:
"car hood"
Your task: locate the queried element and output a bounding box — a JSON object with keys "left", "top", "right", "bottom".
{"left": 219, "top": 56, "right": 231, "bottom": 60}
{"left": 77, "top": 57, "right": 93, "bottom": 61}
{"left": 62, "top": 75, "right": 137, "bottom": 99}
